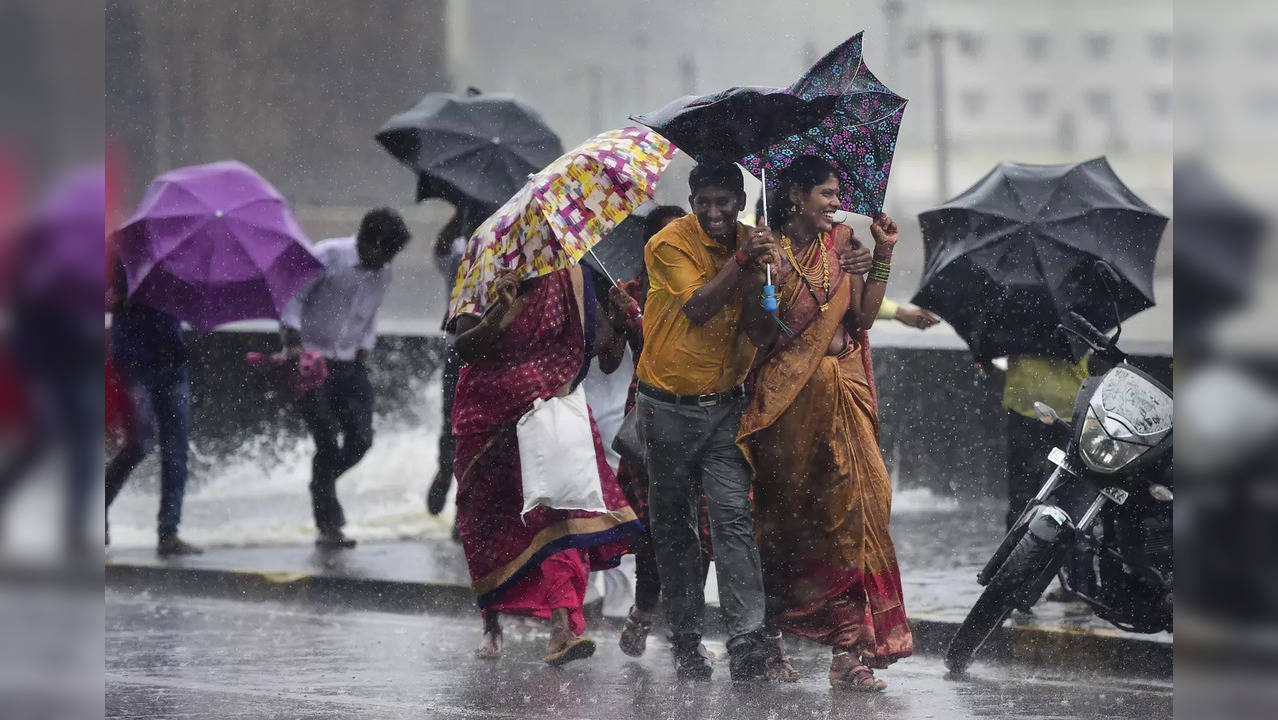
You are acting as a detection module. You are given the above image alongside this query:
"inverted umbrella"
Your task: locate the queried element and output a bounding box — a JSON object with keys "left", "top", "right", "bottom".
{"left": 911, "top": 157, "right": 1168, "bottom": 361}
{"left": 447, "top": 126, "right": 676, "bottom": 322}
{"left": 113, "top": 160, "right": 323, "bottom": 331}
{"left": 1171, "top": 160, "right": 1265, "bottom": 342}
{"left": 376, "top": 90, "right": 564, "bottom": 211}
{"left": 740, "top": 32, "right": 906, "bottom": 218}
{"left": 631, "top": 87, "right": 837, "bottom": 165}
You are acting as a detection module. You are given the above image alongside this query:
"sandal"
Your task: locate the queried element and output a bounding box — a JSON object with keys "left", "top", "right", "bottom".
{"left": 545, "top": 635, "right": 597, "bottom": 667}
{"left": 764, "top": 633, "right": 801, "bottom": 682}
{"left": 619, "top": 607, "right": 653, "bottom": 657}
{"left": 829, "top": 652, "right": 887, "bottom": 692}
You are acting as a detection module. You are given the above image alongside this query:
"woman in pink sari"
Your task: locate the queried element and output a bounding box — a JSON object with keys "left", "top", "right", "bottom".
{"left": 450, "top": 265, "right": 639, "bottom": 666}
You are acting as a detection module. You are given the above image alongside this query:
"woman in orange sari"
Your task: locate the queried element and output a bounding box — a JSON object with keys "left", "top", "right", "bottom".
{"left": 738, "top": 156, "right": 913, "bottom": 691}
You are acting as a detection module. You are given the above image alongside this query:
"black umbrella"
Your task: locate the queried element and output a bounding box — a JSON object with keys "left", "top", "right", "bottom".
{"left": 376, "top": 90, "right": 564, "bottom": 210}
{"left": 911, "top": 157, "right": 1168, "bottom": 362}
{"left": 1172, "top": 160, "right": 1265, "bottom": 345}
{"left": 579, "top": 202, "right": 653, "bottom": 284}
{"left": 630, "top": 87, "right": 837, "bottom": 164}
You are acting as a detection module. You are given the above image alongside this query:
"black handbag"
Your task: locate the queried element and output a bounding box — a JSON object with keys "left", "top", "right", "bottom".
{"left": 611, "top": 406, "right": 645, "bottom": 469}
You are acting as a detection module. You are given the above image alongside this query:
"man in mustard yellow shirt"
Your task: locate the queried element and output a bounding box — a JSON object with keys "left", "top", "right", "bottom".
{"left": 635, "top": 163, "right": 783, "bottom": 681}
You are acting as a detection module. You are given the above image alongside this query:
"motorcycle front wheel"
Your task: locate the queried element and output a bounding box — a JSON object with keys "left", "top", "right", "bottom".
{"left": 945, "top": 530, "right": 1063, "bottom": 674}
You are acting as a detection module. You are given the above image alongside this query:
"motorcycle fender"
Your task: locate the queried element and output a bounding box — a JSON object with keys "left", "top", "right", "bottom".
{"left": 1027, "top": 505, "right": 1074, "bottom": 544}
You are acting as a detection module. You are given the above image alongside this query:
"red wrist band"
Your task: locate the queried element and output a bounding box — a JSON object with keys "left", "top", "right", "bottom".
{"left": 733, "top": 250, "right": 750, "bottom": 268}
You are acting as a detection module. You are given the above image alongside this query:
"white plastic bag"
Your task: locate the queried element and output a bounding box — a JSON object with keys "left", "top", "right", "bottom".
{"left": 517, "top": 384, "right": 607, "bottom": 517}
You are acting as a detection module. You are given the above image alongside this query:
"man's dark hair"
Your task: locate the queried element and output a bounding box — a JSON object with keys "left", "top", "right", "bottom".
{"left": 357, "top": 207, "right": 412, "bottom": 254}
{"left": 688, "top": 163, "right": 744, "bottom": 197}
{"left": 643, "top": 205, "right": 687, "bottom": 241}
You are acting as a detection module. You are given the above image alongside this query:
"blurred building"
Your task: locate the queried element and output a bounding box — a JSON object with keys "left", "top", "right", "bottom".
{"left": 106, "top": 0, "right": 449, "bottom": 207}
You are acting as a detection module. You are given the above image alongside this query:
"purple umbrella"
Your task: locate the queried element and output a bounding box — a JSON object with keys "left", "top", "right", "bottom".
{"left": 18, "top": 165, "right": 106, "bottom": 317}
{"left": 113, "top": 160, "right": 323, "bottom": 330}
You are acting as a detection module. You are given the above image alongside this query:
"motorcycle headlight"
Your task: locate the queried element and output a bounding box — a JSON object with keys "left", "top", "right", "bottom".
{"left": 1079, "top": 407, "right": 1150, "bottom": 472}
{"left": 1077, "top": 367, "right": 1172, "bottom": 474}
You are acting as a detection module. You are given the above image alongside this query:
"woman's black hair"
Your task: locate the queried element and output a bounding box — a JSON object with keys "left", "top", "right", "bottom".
{"left": 643, "top": 205, "right": 687, "bottom": 241}
{"left": 765, "top": 156, "right": 839, "bottom": 230}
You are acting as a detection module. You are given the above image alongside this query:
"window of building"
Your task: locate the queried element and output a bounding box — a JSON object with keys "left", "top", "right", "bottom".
{"left": 1149, "top": 33, "right": 1172, "bottom": 60}
{"left": 1084, "top": 89, "right": 1112, "bottom": 115}
{"left": 1175, "top": 34, "right": 1204, "bottom": 61}
{"left": 1025, "top": 33, "right": 1049, "bottom": 61}
{"left": 1149, "top": 90, "right": 1172, "bottom": 117}
{"left": 1024, "top": 88, "right": 1050, "bottom": 117}
{"left": 957, "top": 31, "right": 984, "bottom": 58}
{"left": 961, "top": 90, "right": 986, "bottom": 117}
{"left": 1084, "top": 33, "right": 1112, "bottom": 60}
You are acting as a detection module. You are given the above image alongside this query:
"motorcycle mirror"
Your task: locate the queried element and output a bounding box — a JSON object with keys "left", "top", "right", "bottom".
{"left": 1034, "top": 401, "right": 1063, "bottom": 425}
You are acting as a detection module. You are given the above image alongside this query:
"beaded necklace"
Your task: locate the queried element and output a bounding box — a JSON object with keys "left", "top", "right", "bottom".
{"left": 782, "top": 233, "right": 831, "bottom": 312}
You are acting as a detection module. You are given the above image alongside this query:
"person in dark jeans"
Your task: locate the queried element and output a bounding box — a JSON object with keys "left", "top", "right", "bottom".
{"left": 105, "top": 273, "right": 202, "bottom": 556}
{"left": 281, "top": 208, "right": 411, "bottom": 549}
{"left": 427, "top": 202, "right": 485, "bottom": 523}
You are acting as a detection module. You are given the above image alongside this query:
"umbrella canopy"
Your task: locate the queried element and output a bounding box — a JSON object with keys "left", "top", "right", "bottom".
{"left": 740, "top": 32, "right": 906, "bottom": 218}
{"left": 579, "top": 201, "right": 653, "bottom": 284}
{"left": 18, "top": 165, "right": 105, "bottom": 315}
{"left": 447, "top": 127, "right": 676, "bottom": 322}
{"left": 376, "top": 91, "right": 564, "bottom": 211}
{"left": 1171, "top": 160, "right": 1264, "bottom": 340}
{"left": 630, "top": 87, "right": 837, "bottom": 165}
{"left": 911, "top": 157, "right": 1168, "bottom": 361}
{"left": 113, "top": 160, "right": 323, "bottom": 331}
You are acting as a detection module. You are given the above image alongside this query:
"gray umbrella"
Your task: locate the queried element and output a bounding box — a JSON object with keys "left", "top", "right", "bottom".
{"left": 376, "top": 90, "right": 563, "bottom": 210}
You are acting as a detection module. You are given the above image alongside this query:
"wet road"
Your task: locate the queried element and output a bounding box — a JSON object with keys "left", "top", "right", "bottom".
{"left": 107, "top": 589, "right": 1170, "bottom": 720}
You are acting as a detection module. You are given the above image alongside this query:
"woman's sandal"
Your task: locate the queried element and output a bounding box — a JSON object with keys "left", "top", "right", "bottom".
{"left": 619, "top": 608, "right": 653, "bottom": 657}
{"left": 764, "top": 633, "right": 801, "bottom": 682}
{"left": 545, "top": 636, "right": 597, "bottom": 667}
{"left": 830, "top": 652, "right": 887, "bottom": 692}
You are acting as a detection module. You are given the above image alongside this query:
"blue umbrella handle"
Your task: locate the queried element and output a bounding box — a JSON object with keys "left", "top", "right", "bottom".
{"left": 762, "top": 283, "right": 779, "bottom": 313}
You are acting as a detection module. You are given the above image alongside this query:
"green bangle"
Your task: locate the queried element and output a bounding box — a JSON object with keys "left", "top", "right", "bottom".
{"left": 869, "top": 260, "right": 891, "bottom": 283}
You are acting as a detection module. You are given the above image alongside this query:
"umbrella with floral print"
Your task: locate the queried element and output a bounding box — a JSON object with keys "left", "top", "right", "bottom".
{"left": 740, "top": 32, "right": 907, "bottom": 218}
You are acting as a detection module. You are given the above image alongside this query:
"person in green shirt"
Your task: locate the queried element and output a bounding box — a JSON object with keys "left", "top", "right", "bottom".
{"left": 999, "top": 355, "right": 1090, "bottom": 530}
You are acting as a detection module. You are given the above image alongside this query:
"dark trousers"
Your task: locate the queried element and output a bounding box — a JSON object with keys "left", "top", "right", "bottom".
{"left": 437, "top": 344, "right": 461, "bottom": 483}
{"left": 1005, "top": 410, "right": 1057, "bottom": 530}
{"left": 633, "top": 540, "right": 711, "bottom": 614}
{"left": 639, "top": 392, "right": 766, "bottom": 642}
{"left": 298, "top": 361, "right": 374, "bottom": 530}
{"left": 106, "top": 366, "right": 191, "bottom": 539}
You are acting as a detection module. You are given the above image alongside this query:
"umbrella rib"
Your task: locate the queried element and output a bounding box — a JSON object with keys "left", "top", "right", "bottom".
{"left": 1027, "top": 232, "right": 1072, "bottom": 331}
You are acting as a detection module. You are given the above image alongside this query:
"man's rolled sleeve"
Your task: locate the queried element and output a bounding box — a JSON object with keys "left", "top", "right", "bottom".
{"left": 649, "top": 241, "right": 707, "bottom": 302}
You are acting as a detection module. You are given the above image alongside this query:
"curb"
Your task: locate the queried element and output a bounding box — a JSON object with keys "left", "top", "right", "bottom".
{"left": 107, "top": 562, "right": 1171, "bottom": 678}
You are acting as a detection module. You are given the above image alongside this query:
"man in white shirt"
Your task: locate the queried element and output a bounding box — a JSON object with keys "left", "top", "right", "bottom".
{"left": 280, "top": 208, "right": 411, "bottom": 549}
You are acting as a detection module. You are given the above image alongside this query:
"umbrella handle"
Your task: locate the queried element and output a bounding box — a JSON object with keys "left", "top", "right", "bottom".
{"left": 760, "top": 166, "right": 769, "bottom": 228}
{"left": 586, "top": 246, "right": 622, "bottom": 288}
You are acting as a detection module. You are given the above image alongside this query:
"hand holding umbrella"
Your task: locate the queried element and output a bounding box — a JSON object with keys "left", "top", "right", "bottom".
{"left": 756, "top": 167, "right": 792, "bottom": 337}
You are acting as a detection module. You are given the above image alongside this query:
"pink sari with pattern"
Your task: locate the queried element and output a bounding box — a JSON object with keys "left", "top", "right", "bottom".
{"left": 452, "top": 269, "right": 639, "bottom": 633}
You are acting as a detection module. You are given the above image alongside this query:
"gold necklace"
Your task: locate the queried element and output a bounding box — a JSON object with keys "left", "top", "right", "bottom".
{"left": 782, "top": 234, "right": 830, "bottom": 311}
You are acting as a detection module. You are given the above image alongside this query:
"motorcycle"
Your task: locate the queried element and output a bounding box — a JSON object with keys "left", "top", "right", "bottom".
{"left": 944, "top": 264, "right": 1173, "bottom": 674}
